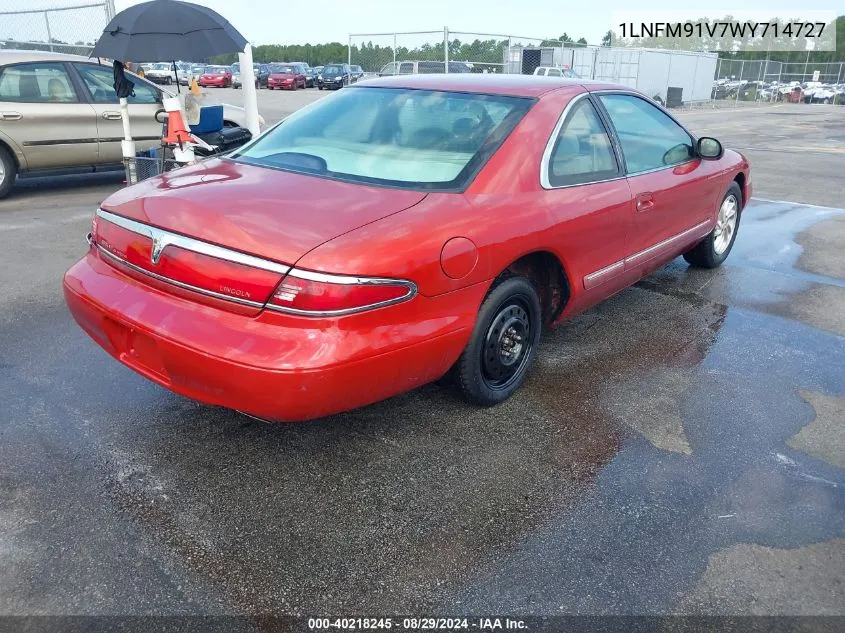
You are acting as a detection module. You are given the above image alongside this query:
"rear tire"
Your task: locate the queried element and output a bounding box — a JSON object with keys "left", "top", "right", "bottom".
{"left": 683, "top": 182, "right": 742, "bottom": 268}
{"left": 0, "top": 145, "right": 17, "bottom": 199}
{"left": 455, "top": 276, "right": 541, "bottom": 406}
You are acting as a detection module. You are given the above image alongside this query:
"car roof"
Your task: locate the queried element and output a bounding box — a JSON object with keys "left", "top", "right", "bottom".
{"left": 357, "top": 73, "right": 621, "bottom": 97}
{"left": 0, "top": 49, "right": 99, "bottom": 65}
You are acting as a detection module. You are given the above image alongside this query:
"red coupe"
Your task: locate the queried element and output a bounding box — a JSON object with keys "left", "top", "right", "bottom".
{"left": 198, "top": 65, "right": 232, "bottom": 88}
{"left": 64, "top": 75, "right": 750, "bottom": 422}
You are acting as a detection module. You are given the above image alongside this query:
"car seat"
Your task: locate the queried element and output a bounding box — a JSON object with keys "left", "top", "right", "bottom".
{"left": 18, "top": 74, "right": 41, "bottom": 100}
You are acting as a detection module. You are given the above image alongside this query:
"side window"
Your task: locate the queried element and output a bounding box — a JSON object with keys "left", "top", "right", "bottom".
{"left": 74, "top": 64, "right": 160, "bottom": 104}
{"left": 380, "top": 62, "right": 396, "bottom": 75}
{"left": 547, "top": 68, "right": 562, "bottom": 77}
{"left": 547, "top": 98, "right": 620, "bottom": 187}
{"left": 598, "top": 94, "right": 694, "bottom": 173}
{"left": 399, "top": 62, "right": 414, "bottom": 74}
{"left": 0, "top": 63, "right": 77, "bottom": 103}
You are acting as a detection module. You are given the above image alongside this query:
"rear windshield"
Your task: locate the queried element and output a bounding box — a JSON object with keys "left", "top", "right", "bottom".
{"left": 205, "top": 66, "right": 227, "bottom": 73}
{"left": 323, "top": 65, "right": 343, "bottom": 75}
{"left": 232, "top": 87, "right": 534, "bottom": 191}
{"left": 270, "top": 65, "right": 295, "bottom": 73}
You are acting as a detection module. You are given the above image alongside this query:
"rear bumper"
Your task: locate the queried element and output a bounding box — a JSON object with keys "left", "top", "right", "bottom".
{"left": 63, "top": 249, "right": 480, "bottom": 422}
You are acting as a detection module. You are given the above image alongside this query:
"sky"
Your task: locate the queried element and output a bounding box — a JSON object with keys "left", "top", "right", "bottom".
{"left": 1, "top": 0, "right": 842, "bottom": 49}
{"left": 109, "top": 0, "right": 845, "bottom": 47}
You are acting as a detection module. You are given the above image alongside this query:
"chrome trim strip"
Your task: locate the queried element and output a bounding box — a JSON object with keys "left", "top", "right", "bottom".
{"left": 95, "top": 209, "right": 291, "bottom": 275}
{"left": 583, "top": 260, "right": 624, "bottom": 290}
{"left": 625, "top": 219, "right": 712, "bottom": 267}
{"left": 287, "top": 267, "right": 412, "bottom": 286}
{"left": 540, "top": 92, "right": 590, "bottom": 190}
{"left": 96, "top": 244, "right": 266, "bottom": 309}
{"left": 582, "top": 219, "right": 712, "bottom": 288}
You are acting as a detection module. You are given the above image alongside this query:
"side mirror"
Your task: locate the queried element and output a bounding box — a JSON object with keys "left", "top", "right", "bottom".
{"left": 697, "top": 136, "right": 723, "bottom": 160}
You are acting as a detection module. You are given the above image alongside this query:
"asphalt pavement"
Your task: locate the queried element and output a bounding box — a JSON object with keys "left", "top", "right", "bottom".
{"left": 0, "top": 96, "right": 843, "bottom": 624}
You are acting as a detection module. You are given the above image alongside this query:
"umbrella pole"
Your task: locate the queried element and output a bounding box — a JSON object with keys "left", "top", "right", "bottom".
{"left": 119, "top": 97, "right": 138, "bottom": 184}
{"left": 173, "top": 61, "right": 181, "bottom": 93}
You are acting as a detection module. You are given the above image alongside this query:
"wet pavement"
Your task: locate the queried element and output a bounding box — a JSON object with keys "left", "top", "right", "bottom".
{"left": 0, "top": 193, "right": 842, "bottom": 618}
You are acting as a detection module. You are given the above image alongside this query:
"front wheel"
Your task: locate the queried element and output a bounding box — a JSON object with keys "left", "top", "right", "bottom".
{"left": 455, "top": 276, "right": 542, "bottom": 406}
{"left": 683, "top": 182, "right": 742, "bottom": 268}
{"left": 318, "top": 85, "right": 323, "bottom": 90}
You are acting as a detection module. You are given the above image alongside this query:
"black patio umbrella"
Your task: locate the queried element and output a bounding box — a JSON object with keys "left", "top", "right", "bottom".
{"left": 91, "top": 0, "right": 247, "bottom": 63}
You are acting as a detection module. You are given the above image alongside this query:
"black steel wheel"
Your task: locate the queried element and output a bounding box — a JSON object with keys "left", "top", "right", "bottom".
{"left": 454, "top": 276, "right": 541, "bottom": 406}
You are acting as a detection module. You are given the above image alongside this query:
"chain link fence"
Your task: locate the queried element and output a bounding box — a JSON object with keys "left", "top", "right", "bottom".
{"left": 713, "top": 58, "right": 845, "bottom": 103}
{"left": 0, "top": 1, "right": 114, "bottom": 56}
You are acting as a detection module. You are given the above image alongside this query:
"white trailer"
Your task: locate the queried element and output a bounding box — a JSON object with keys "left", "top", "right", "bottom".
{"left": 507, "top": 45, "right": 718, "bottom": 104}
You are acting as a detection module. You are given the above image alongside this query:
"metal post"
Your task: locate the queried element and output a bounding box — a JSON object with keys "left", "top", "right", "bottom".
{"left": 239, "top": 44, "right": 260, "bottom": 138}
{"left": 837, "top": 62, "right": 843, "bottom": 86}
{"left": 508, "top": 36, "right": 512, "bottom": 74}
{"left": 736, "top": 60, "right": 744, "bottom": 107}
{"left": 393, "top": 33, "right": 396, "bottom": 69}
{"left": 804, "top": 50, "right": 810, "bottom": 82}
{"left": 44, "top": 11, "right": 53, "bottom": 52}
{"left": 444, "top": 26, "right": 449, "bottom": 73}
{"left": 348, "top": 34, "right": 352, "bottom": 67}
{"left": 105, "top": 0, "right": 116, "bottom": 21}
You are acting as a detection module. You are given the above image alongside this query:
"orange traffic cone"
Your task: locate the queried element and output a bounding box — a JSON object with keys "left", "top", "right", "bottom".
{"left": 190, "top": 76, "right": 201, "bottom": 96}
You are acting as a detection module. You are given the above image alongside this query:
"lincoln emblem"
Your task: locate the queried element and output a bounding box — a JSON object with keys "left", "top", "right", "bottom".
{"left": 150, "top": 234, "right": 167, "bottom": 265}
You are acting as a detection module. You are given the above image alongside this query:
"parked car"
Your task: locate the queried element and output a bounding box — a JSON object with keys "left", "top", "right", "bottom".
{"left": 307, "top": 66, "right": 323, "bottom": 87}
{"left": 350, "top": 65, "right": 365, "bottom": 81}
{"left": 231, "top": 62, "right": 268, "bottom": 89}
{"left": 267, "top": 63, "right": 308, "bottom": 90}
{"left": 256, "top": 64, "right": 271, "bottom": 88}
{"left": 189, "top": 64, "right": 206, "bottom": 83}
{"left": 317, "top": 63, "right": 351, "bottom": 89}
{"left": 378, "top": 60, "right": 474, "bottom": 76}
{"left": 785, "top": 86, "right": 804, "bottom": 103}
{"left": 199, "top": 65, "right": 232, "bottom": 88}
{"left": 63, "top": 74, "right": 750, "bottom": 422}
{"left": 533, "top": 66, "right": 580, "bottom": 78}
{"left": 0, "top": 50, "right": 263, "bottom": 198}
{"left": 286, "top": 62, "right": 314, "bottom": 87}
{"left": 144, "top": 62, "right": 183, "bottom": 85}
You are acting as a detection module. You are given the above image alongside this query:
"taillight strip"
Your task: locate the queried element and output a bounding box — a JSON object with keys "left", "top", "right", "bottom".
{"left": 95, "top": 209, "right": 290, "bottom": 275}
{"left": 265, "top": 269, "right": 417, "bottom": 317}
{"left": 95, "top": 244, "right": 266, "bottom": 308}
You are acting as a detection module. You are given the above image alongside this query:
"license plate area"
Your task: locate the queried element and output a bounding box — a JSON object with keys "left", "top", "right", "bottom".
{"left": 103, "top": 317, "right": 170, "bottom": 384}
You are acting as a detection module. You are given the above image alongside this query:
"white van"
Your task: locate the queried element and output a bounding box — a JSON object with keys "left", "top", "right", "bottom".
{"left": 533, "top": 66, "right": 579, "bottom": 78}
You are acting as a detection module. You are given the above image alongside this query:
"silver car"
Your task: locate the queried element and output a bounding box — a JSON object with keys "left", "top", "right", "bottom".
{"left": 0, "top": 50, "right": 261, "bottom": 198}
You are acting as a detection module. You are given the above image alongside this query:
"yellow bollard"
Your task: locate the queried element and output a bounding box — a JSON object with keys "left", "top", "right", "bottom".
{"left": 190, "top": 77, "right": 202, "bottom": 96}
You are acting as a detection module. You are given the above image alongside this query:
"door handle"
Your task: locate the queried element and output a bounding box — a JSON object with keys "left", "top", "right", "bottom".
{"left": 636, "top": 193, "right": 655, "bottom": 212}
{"left": 0, "top": 111, "right": 22, "bottom": 121}
{"left": 101, "top": 111, "right": 123, "bottom": 120}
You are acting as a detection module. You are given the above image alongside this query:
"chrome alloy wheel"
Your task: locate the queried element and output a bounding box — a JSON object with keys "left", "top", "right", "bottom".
{"left": 714, "top": 194, "right": 738, "bottom": 254}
